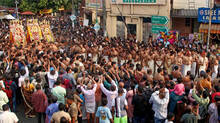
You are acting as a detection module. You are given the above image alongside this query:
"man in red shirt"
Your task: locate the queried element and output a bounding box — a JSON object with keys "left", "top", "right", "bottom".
{"left": 211, "top": 85, "right": 220, "bottom": 103}
{"left": 31, "top": 84, "right": 48, "bottom": 123}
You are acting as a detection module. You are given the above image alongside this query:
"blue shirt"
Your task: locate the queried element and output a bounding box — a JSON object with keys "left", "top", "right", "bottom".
{"left": 45, "top": 103, "right": 59, "bottom": 123}
{"left": 96, "top": 106, "right": 112, "bottom": 123}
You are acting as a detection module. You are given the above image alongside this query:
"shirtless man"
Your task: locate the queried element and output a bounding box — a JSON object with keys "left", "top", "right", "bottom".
{"left": 172, "top": 66, "right": 182, "bottom": 81}
{"left": 154, "top": 51, "right": 164, "bottom": 74}
{"left": 164, "top": 51, "right": 174, "bottom": 75}
{"left": 175, "top": 52, "right": 183, "bottom": 73}
{"left": 182, "top": 51, "right": 192, "bottom": 77}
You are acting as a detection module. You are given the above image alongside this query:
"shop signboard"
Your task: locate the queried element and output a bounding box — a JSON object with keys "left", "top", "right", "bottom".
{"left": 112, "top": 0, "right": 165, "bottom": 4}
{"left": 86, "top": 0, "right": 103, "bottom": 9}
{"left": 198, "top": 8, "right": 220, "bottom": 23}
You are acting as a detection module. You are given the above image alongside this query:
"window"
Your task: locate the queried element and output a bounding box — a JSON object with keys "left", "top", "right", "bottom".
{"left": 185, "top": 18, "right": 190, "bottom": 27}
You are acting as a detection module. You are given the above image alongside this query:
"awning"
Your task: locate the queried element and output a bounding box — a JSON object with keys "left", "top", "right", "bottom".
{"left": 199, "top": 23, "right": 220, "bottom": 34}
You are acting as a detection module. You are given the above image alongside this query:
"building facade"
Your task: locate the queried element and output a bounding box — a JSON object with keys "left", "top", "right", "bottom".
{"left": 171, "top": 0, "right": 208, "bottom": 37}
{"left": 105, "top": 0, "right": 171, "bottom": 41}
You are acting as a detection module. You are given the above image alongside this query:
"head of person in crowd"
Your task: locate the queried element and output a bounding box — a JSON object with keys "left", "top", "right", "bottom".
{"left": 174, "top": 66, "right": 179, "bottom": 71}
{"left": 54, "top": 80, "right": 61, "bottom": 87}
{"left": 159, "top": 84, "right": 166, "bottom": 99}
{"left": 35, "top": 84, "right": 41, "bottom": 91}
{"left": 60, "top": 116, "right": 68, "bottom": 123}
{"left": 118, "top": 88, "right": 124, "bottom": 96}
{"left": 101, "top": 98, "right": 108, "bottom": 107}
{"left": 50, "top": 67, "right": 56, "bottom": 75}
{"left": 185, "top": 105, "right": 193, "bottom": 114}
{"left": 157, "top": 68, "right": 163, "bottom": 75}
{"left": 20, "top": 69, "right": 26, "bottom": 76}
{"left": 58, "top": 103, "right": 65, "bottom": 111}
{"left": 2, "top": 104, "right": 10, "bottom": 112}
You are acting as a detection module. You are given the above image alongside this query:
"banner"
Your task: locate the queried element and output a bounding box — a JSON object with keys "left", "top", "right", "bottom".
{"left": 9, "top": 20, "right": 26, "bottom": 46}
{"left": 39, "top": 20, "right": 54, "bottom": 42}
{"left": 27, "top": 19, "right": 43, "bottom": 42}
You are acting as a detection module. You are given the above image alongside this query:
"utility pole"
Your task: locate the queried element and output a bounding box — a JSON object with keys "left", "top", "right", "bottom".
{"left": 102, "top": 0, "right": 106, "bottom": 34}
{"left": 207, "top": 0, "right": 213, "bottom": 51}
{"left": 15, "top": 0, "right": 19, "bottom": 19}
{"left": 96, "top": 0, "right": 98, "bottom": 23}
{"left": 72, "top": 0, "right": 74, "bottom": 15}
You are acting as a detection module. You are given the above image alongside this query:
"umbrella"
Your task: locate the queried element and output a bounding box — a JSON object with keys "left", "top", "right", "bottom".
{"left": 4, "top": 14, "right": 15, "bottom": 19}
{"left": 21, "top": 11, "right": 35, "bottom": 15}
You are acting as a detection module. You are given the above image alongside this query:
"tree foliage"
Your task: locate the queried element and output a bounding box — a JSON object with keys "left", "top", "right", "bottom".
{"left": 18, "top": 0, "right": 81, "bottom": 13}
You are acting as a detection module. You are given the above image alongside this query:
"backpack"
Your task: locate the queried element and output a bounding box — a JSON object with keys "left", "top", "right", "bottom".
{"left": 4, "top": 81, "right": 13, "bottom": 99}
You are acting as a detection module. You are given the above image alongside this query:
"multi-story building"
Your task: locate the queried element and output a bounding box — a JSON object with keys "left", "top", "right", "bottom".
{"left": 84, "top": 0, "right": 208, "bottom": 41}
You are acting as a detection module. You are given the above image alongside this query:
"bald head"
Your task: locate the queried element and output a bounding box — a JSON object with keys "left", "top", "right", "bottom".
{"left": 119, "top": 82, "right": 124, "bottom": 88}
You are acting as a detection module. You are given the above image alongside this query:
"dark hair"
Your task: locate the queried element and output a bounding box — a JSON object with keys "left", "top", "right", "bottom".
{"left": 137, "top": 86, "right": 143, "bottom": 94}
{"left": 167, "top": 112, "right": 174, "bottom": 120}
{"left": 187, "top": 71, "right": 191, "bottom": 76}
{"left": 157, "top": 68, "right": 162, "bottom": 73}
{"left": 58, "top": 103, "right": 65, "bottom": 111}
{"left": 202, "top": 90, "right": 209, "bottom": 98}
{"left": 136, "top": 64, "right": 142, "bottom": 71}
{"left": 214, "top": 85, "right": 220, "bottom": 92}
{"left": 60, "top": 116, "right": 68, "bottom": 123}
{"left": 101, "top": 98, "right": 108, "bottom": 106}
{"left": 67, "top": 95, "right": 74, "bottom": 100}
{"left": 2, "top": 104, "right": 9, "bottom": 111}
{"left": 66, "top": 67, "right": 71, "bottom": 72}
{"left": 20, "top": 69, "right": 26, "bottom": 76}
{"left": 177, "top": 77, "right": 183, "bottom": 84}
{"left": 192, "top": 101, "right": 198, "bottom": 106}
{"left": 110, "top": 85, "right": 116, "bottom": 91}
{"left": 36, "top": 84, "right": 41, "bottom": 90}
{"left": 174, "top": 66, "right": 179, "bottom": 71}
{"left": 51, "top": 95, "right": 58, "bottom": 103}
{"left": 185, "top": 106, "right": 192, "bottom": 114}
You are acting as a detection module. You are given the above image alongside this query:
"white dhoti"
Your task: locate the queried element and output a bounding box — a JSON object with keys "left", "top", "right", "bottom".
{"left": 155, "top": 61, "right": 162, "bottom": 74}
{"left": 103, "top": 56, "right": 109, "bottom": 62}
{"left": 199, "top": 65, "right": 206, "bottom": 73}
{"left": 112, "top": 57, "right": 118, "bottom": 64}
{"left": 183, "top": 64, "right": 191, "bottom": 77}
{"left": 191, "top": 62, "right": 196, "bottom": 76}
{"left": 148, "top": 60, "right": 154, "bottom": 74}
{"left": 212, "top": 65, "right": 219, "bottom": 80}
{"left": 92, "top": 54, "right": 98, "bottom": 63}
{"left": 121, "top": 60, "right": 126, "bottom": 66}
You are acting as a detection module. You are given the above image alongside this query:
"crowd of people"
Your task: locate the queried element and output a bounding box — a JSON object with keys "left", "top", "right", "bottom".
{"left": 0, "top": 15, "right": 219, "bottom": 123}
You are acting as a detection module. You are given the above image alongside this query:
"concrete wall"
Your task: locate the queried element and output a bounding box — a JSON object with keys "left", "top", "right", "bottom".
{"left": 172, "top": 18, "right": 192, "bottom": 34}
{"left": 173, "top": 0, "right": 208, "bottom": 9}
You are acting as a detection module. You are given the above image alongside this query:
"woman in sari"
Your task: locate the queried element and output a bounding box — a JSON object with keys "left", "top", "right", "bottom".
{"left": 21, "top": 77, "right": 35, "bottom": 118}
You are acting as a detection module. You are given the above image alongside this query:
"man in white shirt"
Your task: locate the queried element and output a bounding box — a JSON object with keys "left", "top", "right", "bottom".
{"left": 0, "top": 87, "right": 8, "bottom": 112}
{"left": 100, "top": 74, "right": 118, "bottom": 111}
{"left": 149, "top": 85, "right": 169, "bottom": 123}
{"left": 0, "top": 104, "right": 19, "bottom": 123}
{"left": 47, "top": 67, "right": 58, "bottom": 88}
{"left": 18, "top": 65, "right": 29, "bottom": 87}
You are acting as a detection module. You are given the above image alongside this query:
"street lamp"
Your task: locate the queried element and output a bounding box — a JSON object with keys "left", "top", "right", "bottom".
{"left": 15, "top": 0, "right": 19, "bottom": 19}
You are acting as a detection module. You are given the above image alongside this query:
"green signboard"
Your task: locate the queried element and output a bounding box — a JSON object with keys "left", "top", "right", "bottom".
{"left": 152, "top": 16, "right": 169, "bottom": 25}
{"left": 123, "top": 0, "right": 156, "bottom": 3}
{"left": 152, "top": 25, "right": 168, "bottom": 34}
